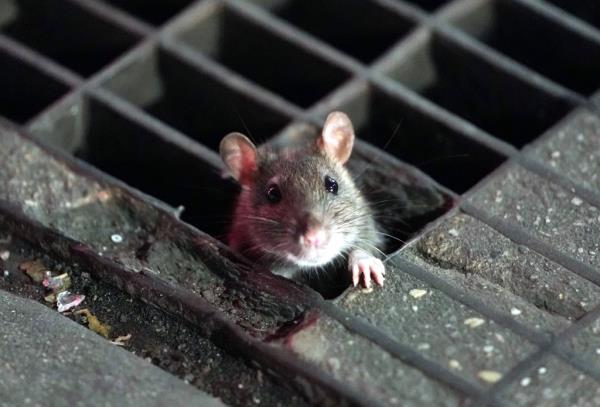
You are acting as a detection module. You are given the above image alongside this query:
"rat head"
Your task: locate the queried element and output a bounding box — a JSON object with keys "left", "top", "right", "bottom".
{"left": 220, "top": 112, "right": 370, "bottom": 268}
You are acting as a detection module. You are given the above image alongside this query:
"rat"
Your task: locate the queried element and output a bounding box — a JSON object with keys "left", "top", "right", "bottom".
{"left": 219, "top": 112, "right": 385, "bottom": 288}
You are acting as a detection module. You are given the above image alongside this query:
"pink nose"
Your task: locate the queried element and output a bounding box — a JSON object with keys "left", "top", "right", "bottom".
{"left": 302, "top": 228, "right": 327, "bottom": 248}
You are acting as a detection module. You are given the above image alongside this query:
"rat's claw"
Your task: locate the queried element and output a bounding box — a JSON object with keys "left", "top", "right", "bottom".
{"left": 361, "top": 263, "right": 372, "bottom": 289}
{"left": 372, "top": 258, "right": 385, "bottom": 286}
{"left": 352, "top": 264, "right": 360, "bottom": 287}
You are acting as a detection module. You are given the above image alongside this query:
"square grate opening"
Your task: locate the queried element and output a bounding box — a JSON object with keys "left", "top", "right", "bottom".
{"left": 450, "top": 0, "right": 600, "bottom": 96}
{"left": 251, "top": 0, "right": 416, "bottom": 63}
{"left": 101, "top": 0, "right": 194, "bottom": 26}
{"left": 0, "top": 0, "right": 140, "bottom": 76}
{"left": 100, "top": 46, "right": 292, "bottom": 151}
{"left": 385, "top": 31, "right": 575, "bottom": 147}
{"left": 0, "top": 48, "right": 69, "bottom": 124}
{"left": 30, "top": 94, "right": 238, "bottom": 238}
{"left": 176, "top": 4, "right": 352, "bottom": 107}
{"left": 545, "top": 0, "right": 600, "bottom": 29}
{"left": 328, "top": 83, "right": 506, "bottom": 194}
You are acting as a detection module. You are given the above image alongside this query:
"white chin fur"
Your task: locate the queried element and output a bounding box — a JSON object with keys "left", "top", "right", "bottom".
{"left": 285, "top": 233, "right": 348, "bottom": 268}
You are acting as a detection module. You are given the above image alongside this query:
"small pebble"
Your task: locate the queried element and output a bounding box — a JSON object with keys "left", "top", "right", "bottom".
{"left": 111, "top": 234, "right": 123, "bottom": 243}
{"left": 478, "top": 370, "right": 502, "bottom": 383}
{"left": 520, "top": 377, "right": 531, "bottom": 387}
{"left": 238, "top": 383, "right": 244, "bottom": 389}
{"left": 449, "top": 360, "right": 462, "bottom": 370}
{"left": 571, "top": 197, "right": 583, "bottom": 206}
{"left": 483, "top": 345, "right": 494, "bottom": 353}
{"left": 0, "top": 250, "right": 9, "bottom": 261}
{"left": 510, "top": 307, "right": 522, "bottom": 316}
{"left": 448, "top": 228, "right": 459, "bottom": 237}
{"left": 550, "top": 151, "right": 561, "bottom": 159}
{"left": 538, "top": 367, "right": 547, "bottom": 375}
{"left": 409, "top": 289, "right": 427, "bottom": 299}
{"left": 464, "top": 317, "right": 486, "bottom": 328}
{"left": 596, "top": 348, "right": 600, "bottom": 355}
{"left": 417, "top": 343, "right": 430, "bottom": 351}
{"left": 3, "top": 270, "right": 8, "bottom": 277}
{"left": 578, "top": 248, "right": 585, "bottom": 254}
{"left": 411, "top": 305, "right": 418, "bottom": 312}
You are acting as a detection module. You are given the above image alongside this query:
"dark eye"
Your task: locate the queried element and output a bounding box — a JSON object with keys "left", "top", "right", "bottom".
{"left": 324, "top": 176, "right": 338, "bottom": 195}
{"left": 266, "top": 184, "right": 282, "bottom": 203}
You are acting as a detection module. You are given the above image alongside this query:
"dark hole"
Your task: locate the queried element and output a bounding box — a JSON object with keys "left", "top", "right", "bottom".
{"left": 454, "top": 0, "right": 600, "bottom": 95}
{"left": 178, "top": 7, "right": 351, "bottom": 107}
{"left": 274, "top": 122, "right": 456, "bottom": 299}
{"left": 102, "top": 0, "right": 194, "bottom": 25}
{"left": 263, "top": 0, "right": 414, "bottom": 62}
{"left": 0, "top": 48, "right": 69, "bottom": 123}
{"left": 0, "top": 0, "right": 139, "bottom": 76}
{"left": 545, "top": 0, "right": 600, "bottom": 28}
{"left": 389, "top": 33, "right": 574, "bottom": 147}
{"left": 71, "top": 98, "right": 238, "bottom": 239}
{"left": 354, "top": 86, "right": 506, "bottom": 194}
{"left": 102, "top": 48, "right": 291, "bottom": 151}
{"left": 394, "top": 0, "right": 447, "bottom": 12}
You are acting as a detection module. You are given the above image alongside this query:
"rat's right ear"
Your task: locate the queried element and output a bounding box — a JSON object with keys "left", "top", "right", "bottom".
{"left": 220, "top": 132, "right": 257, "bottom": 185}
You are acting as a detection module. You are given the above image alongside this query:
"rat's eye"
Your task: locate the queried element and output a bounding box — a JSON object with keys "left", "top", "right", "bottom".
{"left": 324, "top": 176, "right": 338, "bottom": 195}
{"left": 266, "top": 184, "right": 282, "bottom": 203}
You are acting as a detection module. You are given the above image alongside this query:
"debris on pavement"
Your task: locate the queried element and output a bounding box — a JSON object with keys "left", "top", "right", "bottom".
{"left": 76, "top": 308, "right": 111, "bottom": 338}
{"left": 111, "top": 333, "right": 132, "bottom": 346}
{"left": 57, "top": 291, "right": 85, "bottom": 313}
{"left": 19, "top": 260, "right": 48, "bottom": 283}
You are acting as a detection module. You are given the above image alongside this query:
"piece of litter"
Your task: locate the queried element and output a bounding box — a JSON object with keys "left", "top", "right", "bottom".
{"left": 0, "top": 250, "right": 9, "bottom": 261}
{"left": 111, "top": 333, "right": 132, "bottom": 346}
{"left": 43, "top": 273, "right": 71, "bottom": 293}
{"left": 538, "top": 367, "right": 547, "bottom": 375}
{"left": 550, "top": 151, "right": 561, "bottom": 159}
{"left": 111, "top": 234, "right": 123, "bottom": 243}
{"left": 464, "top": 317, "right": 486, "bottom": 328}
{"left": 19, "top": 260, "right": 47, "bottom": 283}
{"left": 409, "top": 289, "right": 427, "bottom": 299}
{"left": 510, "top": 307, "right": 522, "bottom": 316}
{"left": 75, "top": 308, "right": 111, "bottom": 338}
{"left": 478, "top": 370, "right": 502, "bottom": 383}
{"left": 449, "top": 360, "right": 462, "bottom": 370}
{"left": 520, "top": 377, "right": 531, "bottom": 387}
{"left": 56, "top": 291, "right": 85, "bottom": 313}
{"left": 571, "top": 197, "right": 583, "bottom": 206}
{"left": 596, "top": 348, "right": 600, "bottom": 355}
{"left": 3, "top": 270, "right": 8, "bottom": 277}
{"left": 448, "top": 228, "right": 459, "bottom": 237}
{"left": 411, "top": 305, "right": 418, "bottom": 312}
{"left": 44, "top": 293, "right": 56, "bottom": 303}
{"left": 483, "top": 345, "right": 494, "bottom": 353}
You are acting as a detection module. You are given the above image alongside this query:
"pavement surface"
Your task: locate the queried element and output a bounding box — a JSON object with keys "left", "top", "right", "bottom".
{"left": 0, "top": 290, "right": 224, "bottom": 407}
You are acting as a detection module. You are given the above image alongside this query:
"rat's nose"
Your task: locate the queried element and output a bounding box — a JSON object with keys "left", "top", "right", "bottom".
{"left": 302, "top": 228, "right": 327, "bottom": 249}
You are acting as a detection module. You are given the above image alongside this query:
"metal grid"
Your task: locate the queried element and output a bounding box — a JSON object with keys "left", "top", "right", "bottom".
{"left": 2, "top": 0, "right": 600, "bottom": 405}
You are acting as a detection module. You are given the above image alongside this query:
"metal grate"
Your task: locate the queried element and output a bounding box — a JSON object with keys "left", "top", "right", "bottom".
{"left": 3, "top": 0, "right": 600, "bottom": 405}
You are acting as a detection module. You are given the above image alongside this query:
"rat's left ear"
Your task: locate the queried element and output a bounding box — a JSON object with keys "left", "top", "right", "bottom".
{"left": 318, "top": 111, "right": 355, "bottom": 164}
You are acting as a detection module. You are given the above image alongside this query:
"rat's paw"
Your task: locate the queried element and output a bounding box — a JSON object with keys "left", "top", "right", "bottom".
{"left": 349, "top": 250, "right": 385, "bottom": 289}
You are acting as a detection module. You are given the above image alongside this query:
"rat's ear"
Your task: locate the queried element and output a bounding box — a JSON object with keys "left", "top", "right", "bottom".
{"left": 318, "top": 111, "right": 355, "bottom": 164}
{"left": 220, "top": 132, "right": 257, "bottom": 185}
